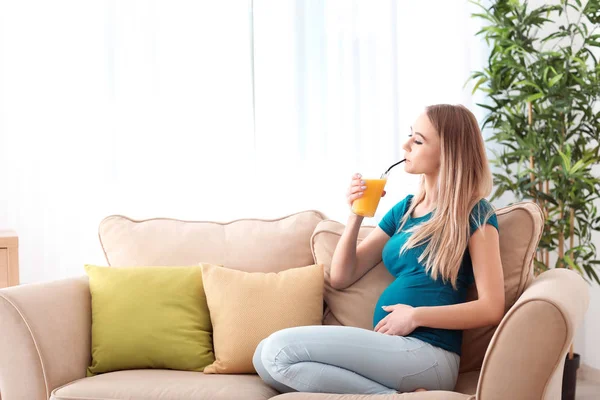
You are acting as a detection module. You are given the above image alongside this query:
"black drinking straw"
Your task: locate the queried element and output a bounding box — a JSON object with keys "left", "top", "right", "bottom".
{"left": 381, "top": 159, "right": 406, "bottom": 179}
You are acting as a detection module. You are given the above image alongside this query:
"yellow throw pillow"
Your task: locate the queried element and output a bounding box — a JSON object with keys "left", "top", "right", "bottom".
{"left": 200, "top": 263, "right": 324, "bottom": 374}
{"left": 84, "top": 264, "right": 214, "bottom": 376}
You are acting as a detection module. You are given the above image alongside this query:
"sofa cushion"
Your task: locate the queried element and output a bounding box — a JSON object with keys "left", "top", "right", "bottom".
{"left": 98, "top": 211, "right": 326, "bottom": 272}
{"left": 311, "top": 201, "right": 543, "bottom": 374}
{"left": 201, "top": 263, "right": 324, "bottom": 374}
{"left": 84, "top": 265, "right": 213, "bottom": 376}
{"left": 50, "top": 369, "right": 278, "bottom": 400}
{"left": 271, "top": 392, "right": 474, "bottom": 399}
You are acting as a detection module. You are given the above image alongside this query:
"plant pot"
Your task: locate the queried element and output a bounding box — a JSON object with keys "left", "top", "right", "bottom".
{"left": 562, "top": 353, "right": 580, "bottom": 400}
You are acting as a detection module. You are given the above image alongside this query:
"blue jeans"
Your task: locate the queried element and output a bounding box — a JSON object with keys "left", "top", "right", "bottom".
{"left": 252, "top": 325, "right": 460, "bottom": 394}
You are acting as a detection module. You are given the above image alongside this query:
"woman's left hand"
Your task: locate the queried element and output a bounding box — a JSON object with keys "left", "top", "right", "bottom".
{"left": 374, "top": 304, "right": 418, "bottom": 336}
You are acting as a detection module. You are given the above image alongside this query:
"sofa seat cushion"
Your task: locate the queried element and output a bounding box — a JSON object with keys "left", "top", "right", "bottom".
{"left": 453, "top": 370, "right": 479, "bottom": 395}
{"left": 271, "top": 392, "right": 474, "bottom": 399}
{"left": 50, "top": 369, "right": 278, "bottom": 400}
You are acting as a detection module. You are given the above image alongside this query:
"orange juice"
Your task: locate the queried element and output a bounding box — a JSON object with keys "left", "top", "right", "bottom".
{"left": 351, "top": 178, "right": 387, "bottom": 217}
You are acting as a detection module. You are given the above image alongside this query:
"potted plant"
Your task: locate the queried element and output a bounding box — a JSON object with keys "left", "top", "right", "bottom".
{"left": 467, "top": 0, "right": 600, "bottom": 399}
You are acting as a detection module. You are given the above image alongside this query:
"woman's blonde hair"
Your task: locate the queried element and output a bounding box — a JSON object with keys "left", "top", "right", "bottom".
{"left": 397, "top": 104, "right": 496, "bottom": 289}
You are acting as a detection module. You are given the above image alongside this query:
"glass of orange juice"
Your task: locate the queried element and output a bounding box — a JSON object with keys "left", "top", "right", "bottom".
{"left": 351, "top": 177, "right": 387, "bottom": 217}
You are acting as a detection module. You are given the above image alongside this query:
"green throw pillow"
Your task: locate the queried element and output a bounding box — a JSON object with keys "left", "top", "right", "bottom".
{"left": 84, "top": 264, "right": 214, "bottom": 376}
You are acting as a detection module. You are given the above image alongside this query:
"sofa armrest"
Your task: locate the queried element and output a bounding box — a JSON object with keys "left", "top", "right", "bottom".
{"left": 0, "top": 277, "right": 91, "bottom": 400}
{"left": 477, "top": 268, "right": 589, "bottom": 400}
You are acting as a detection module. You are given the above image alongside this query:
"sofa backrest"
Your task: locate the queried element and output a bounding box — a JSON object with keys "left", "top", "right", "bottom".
{"left": 310, "top": 201, "right": 544, "bottom": 373}
{"left": 459, "top": 201, "right": 543, "bottom": 372}
{"left": 98, "top": 211, "right": 326, "bottom": 273}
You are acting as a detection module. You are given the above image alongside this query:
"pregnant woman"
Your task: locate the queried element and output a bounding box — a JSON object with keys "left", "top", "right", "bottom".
{"left": 253, "top": 104, "right": 505, "bottom": 394}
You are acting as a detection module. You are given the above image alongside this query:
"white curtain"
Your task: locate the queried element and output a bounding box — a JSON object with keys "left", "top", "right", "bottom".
{"left": 0, "top": 0, "right": 256, "bottom": 283}
{"left": 0, "top": 0, "right": 487, "bottom": 284}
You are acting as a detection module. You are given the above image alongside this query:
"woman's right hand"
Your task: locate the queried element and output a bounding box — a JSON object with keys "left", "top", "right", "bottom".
{"left": 347, "top": 173, "right": 366, "bottom": 208}
{"left": 346, "top": 173, "right": 386, "bottom": 208}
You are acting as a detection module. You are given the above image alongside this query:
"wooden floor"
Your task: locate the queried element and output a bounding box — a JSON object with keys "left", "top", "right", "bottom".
{"left": 576, "top": 376, "right": 600, "bottom": 399}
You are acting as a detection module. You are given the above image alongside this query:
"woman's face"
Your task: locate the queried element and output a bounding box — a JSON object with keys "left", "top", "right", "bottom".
{"left": 402, "top": 112, "right": 441, "bottom": 175}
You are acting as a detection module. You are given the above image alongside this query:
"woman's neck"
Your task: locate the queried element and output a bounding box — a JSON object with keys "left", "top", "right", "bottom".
{"left": 422, "top": 171, "right": 439, "bottom": 207}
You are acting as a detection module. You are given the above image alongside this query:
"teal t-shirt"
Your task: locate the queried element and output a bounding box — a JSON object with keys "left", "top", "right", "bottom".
{"left": 373, "top": 194, "right": 499, "bottom": 356}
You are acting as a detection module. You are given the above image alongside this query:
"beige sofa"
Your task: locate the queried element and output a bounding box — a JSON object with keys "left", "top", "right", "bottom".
{"left": 0, "top": 201, "right": 590, "bottom": 400}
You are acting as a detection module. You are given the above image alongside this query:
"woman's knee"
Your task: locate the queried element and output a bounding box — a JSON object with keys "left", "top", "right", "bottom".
{"left": 253, "top": 338, "right": 297, "bottom": 394}
{"left": 259, "top": 332, "right": 285, "bottom": 370}
{"left": 256, "top": 333, "right": 297, "bottom": 373}
{"left": 260, "top": 328, "right": 306, "bottom": 370}
{"left": 253, "top": 338, "right": 267, "bottom": 372}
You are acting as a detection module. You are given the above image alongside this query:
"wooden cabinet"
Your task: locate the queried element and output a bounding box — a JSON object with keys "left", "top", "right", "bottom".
{"left": 0, "top": 231, "right": 19, "bottom": 288}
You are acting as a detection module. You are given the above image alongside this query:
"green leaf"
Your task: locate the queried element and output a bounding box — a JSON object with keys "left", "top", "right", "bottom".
{"left": 471, "top": 76, "right": 489, "bottom": 94}
{"left": 570, "top": 160, "right": 584, "bottom": 174}
{"left": 548, "top": 73, "right": 564, "bottom": 87}
{"left": 588, "top": 40, "right": 600, "bottom": 48}
{"left": 541, "top": 30, "right": 570, "bottom": 43}
{"left": 558, "top": 149, "right": 572, "bottom": 172}
{"left": 514, "top": 80, "right": 543, "bottom": 92}
{"left": 587, "top": 266, "right": 600, "bottom": 285}
{"left": 526, "top": 92, "right": 545, "bottom": 102}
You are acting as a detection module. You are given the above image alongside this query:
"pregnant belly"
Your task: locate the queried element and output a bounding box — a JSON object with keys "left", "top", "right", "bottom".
{"left": 372, "top": 277, "right": 456, "bottom": 328}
